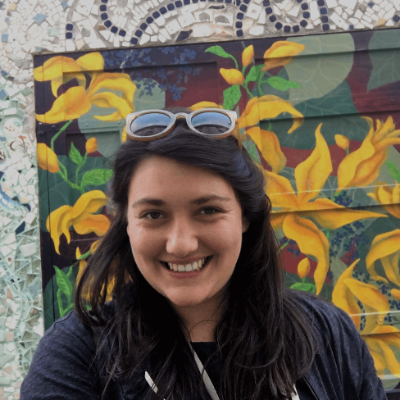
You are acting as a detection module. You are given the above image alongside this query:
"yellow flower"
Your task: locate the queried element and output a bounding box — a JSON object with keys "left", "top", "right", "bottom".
{"left": 368, "top": 182, "right": 400, "bottom": 219}
{"left": 85, "top": 138, "right": 98, "bottom": 154}
{"left": 190, "top": 101, "right": 223, "bottom": 111}
{"left": 366, "top": 229, "right": 400, "bottom": 286}
{"left": 332, "top": 261, "right": 400, "bottom": 379}
{"left": 297, "top": 258, "right": 310, "bottom": 279}
{"left": 35, "top": 54, "right": 136, "bottom": 127}
{"left": 238, "top": 95, "right": 304, "bottom": 134}
{"left": 46, "top": 190, "right": 109, "bottom": 254}
{"left": 391, "top": 289, "right": 400, "bottom": 301}
{"left": 220, "top": 68, "right": 245, "bottom": 85}
{"left": 37, "top": 143, "right": 59, "bottom": 173}
{"left": 334, "top": 134, "right": 349, "bottom": 151}
{"left": 75, "top": 247, "right": 87, "bottom": 287}
{"left": 265, "top": 125, "right": 386, "bottom": 294}
{"left": 242, "top": 45, "right": 254, "bottom": 67}
{"left": 337, "top": 117, "right": 400, "bottom": 192}
{"left": 246, "top": 127, "right": 286, "bottom": 173}
{"left": 262, "top": 41, "right": 305, "bottom": 72}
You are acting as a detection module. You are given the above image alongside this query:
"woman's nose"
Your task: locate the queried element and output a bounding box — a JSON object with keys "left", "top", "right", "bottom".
{"left": 165, "top": 216, "right": 199, "bottom": 257}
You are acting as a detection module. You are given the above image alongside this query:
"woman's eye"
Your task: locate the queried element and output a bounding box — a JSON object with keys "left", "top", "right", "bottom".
{"left": 142, "top": 211, "right": 163, "bottom": 220}
{"left": 200, "top": 207, "right": 220, "bottom": 215}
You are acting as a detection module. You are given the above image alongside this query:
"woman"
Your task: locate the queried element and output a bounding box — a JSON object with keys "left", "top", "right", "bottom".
{"left": 22, "top": 109, "right": 386, "bottom": 400}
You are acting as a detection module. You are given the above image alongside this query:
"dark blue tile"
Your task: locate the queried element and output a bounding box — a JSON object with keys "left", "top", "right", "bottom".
{"left": 235, "top": 21, "right": 242, "bottom": 28}
{"left": 293, "top": 25, "right": 300, "bottom": 32}
{"left": 317, "top": 0, "right": 324, "bottom": 5}
{"left": 320, "top": 7, "right": 327, "bottom": 14}
{"left": 349, "top": 24, "right": 354, "bottom": 29}
{"left": 296, "top": 0, "right": 302, "bottom": 2}
{"left": 275, "top": 22, "right": 282, "bottom": 29}
{"left": 101, "top": 0, "right": 107, "bottom": 3}
{"left": 130, "top": 37, "right": 138, "bottom": 44}
{"left": 135, "top": 30, "right": 143, "bottom": 37}
{"left": 66, "top": 32, "right": 73, "bottom": 39}
{"left": 300, "top": 19, "right": 307, "bottom": 27}
{"left": 240, "top": 4, "right": 247, "bottom": 11}
{"left": 368, "top": 2, "right": 374, "bottom": 7}
{"left": 266, "top": 6, "right": 272, "bottom": 14}
{"left": 269, "top": 15, "right": 276, "bottom": 22}
{"left": 140, "top": 23, "right": 147, "bottom": 30}
{"left": 225, "top": 0, "right": 231, "bottom": 3}
{"left": 175, "top": 1, "right": 182, "bottom": 6}
{"left": 322, "top": 23, "right": 329, "bottom": 30}
{"left": 167, "top": 3, "right": 175, "bottom": 10}
{"left": 111, "top": 26, "right": 118, "bottom": 33}
{"left": 119, "top": 29, "right": 126, "bottom": 36}
{"left": 394, "top": 14, "right": 400, "bottom": 22}
{"left": 146, "top": 16, "right": 153, "bottom": 23}
{"left": 99, "top": 4, "right": 107, "bottom": 11}
{"left": 160, "top": 6, "right": 167, "bottom": 13}
{"left": 237, "top": 12, "right": 244, "bottom": 19}
{"left": 301, "top": 3, "right": 308, "bottom": 9}
{"left": 236, "top": 29, "right": 243, "bottom": 37}
{"left": 193, "top": 0, "right": 198, "bottom": 3}
{"left": 153, "top": 11, "right": 160, "bottom": 18}
{"left": 184, "top": 0, "right": 190, "bottom": 4}
{"left": 100, "top": 13, "right": 108, "bottom": 20}
{"left": 243, "top": 0, "right": 250, "bottom": 4}
{"left": 284, "top": 25, "right": 290, "bottom": 32}
{"left": 104, "top": 20, "right": 112, "bottom": 27}
{"left": 263, "top": 0, "right": 270, "bottom": 5}
{"left": 66, "top": 23, "right": 73, "bottom": 30}
{"left": 303, "top": 11, "right": 310, "bottom": 18}
{"left": 321, "top": 15, "right": 328, "bottom": 22}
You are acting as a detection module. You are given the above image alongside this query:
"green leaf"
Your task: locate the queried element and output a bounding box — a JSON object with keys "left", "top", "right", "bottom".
{"left": 386, "top": 161, "right": 400, "bottom": 182}
{"left": 69, "top": 143, "right": 83, "bottom": 165}
{"left": 205, "top": 46, "right": 238, "bottom": 66}
{"left": 222, "top": 85, "right": 241, "bottom": 110}
{"left": 266, "top": 76, "right": 302, "bottom": 91}
{"left": 81, "top": 168, "right": 113, "bottom": 188}
{"left": 245, "top": 65, "right": 263, "bottom": 85}
{"left": 330, "top": 256, "right": 348, "bottom": 286}
{"left": 290, "top": 282, "right": 316, "bottom": 293}
{"left": 54, "top": 266, "right": 73, "bottom": 300}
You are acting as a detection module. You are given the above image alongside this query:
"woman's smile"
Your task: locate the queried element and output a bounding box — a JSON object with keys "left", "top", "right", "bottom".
{"left": 126, "top": 155, "right": 248, "bottom": 313}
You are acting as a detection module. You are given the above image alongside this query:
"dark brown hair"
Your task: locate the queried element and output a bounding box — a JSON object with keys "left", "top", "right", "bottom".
{"left": 75, "top": 123, "right": 315, "bottom": 399}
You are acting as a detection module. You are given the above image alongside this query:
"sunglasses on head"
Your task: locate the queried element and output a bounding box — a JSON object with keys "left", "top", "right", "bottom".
{"left": 125, "top": 109, "right": 238, "bottom": 141}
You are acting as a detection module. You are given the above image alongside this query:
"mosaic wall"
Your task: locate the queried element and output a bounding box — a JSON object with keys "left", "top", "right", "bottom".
{"left": 2, "top": 0, "right": 400, "bottom": 398}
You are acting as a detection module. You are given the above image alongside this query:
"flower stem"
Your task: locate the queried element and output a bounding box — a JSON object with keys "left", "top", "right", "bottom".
{"left": 50, "top": 120, "right": 73, "bottom": 151}
{"left": 242, "top": 83, "right": 253, "bottom": 98}
{"left": 278, "top": 242, "right": 289, "bottom": 253}
{"left": 76, "top": 153, "right": 87, "bottom": 186}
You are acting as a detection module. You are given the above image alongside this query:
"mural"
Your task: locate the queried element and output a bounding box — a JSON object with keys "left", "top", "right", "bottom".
{"left": 34, "top": 29, "right": 400, "bottom": 391}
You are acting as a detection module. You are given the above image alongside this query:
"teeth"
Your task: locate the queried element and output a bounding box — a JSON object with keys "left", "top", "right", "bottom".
{"left": 166, "top": 257, "right": 209, "bottom": 272}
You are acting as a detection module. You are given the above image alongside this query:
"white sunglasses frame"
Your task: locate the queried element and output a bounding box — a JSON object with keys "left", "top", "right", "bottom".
{"left": 125, "top": 108, "right": 238, "bottom": 142}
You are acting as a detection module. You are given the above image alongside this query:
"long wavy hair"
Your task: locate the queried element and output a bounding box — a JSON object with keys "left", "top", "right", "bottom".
{"left": 75, "top": 122, "right": 315, "bottom": 400}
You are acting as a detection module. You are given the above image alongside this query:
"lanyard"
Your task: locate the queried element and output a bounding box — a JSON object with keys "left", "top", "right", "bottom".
{"left": 145, "top": 346, "right": 300, "bottom": 400}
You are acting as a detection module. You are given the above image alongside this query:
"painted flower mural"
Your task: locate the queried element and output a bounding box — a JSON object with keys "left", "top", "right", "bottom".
{"left": 34, "top": 33, "right": 400, "bottom": 390}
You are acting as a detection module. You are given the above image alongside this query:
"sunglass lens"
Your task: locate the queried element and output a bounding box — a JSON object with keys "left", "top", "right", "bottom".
{"left": 130, "top": 113, "right": 171, "bottom": 136}
{"left": 191, "top": 112, "right": 231, "bottom": 135}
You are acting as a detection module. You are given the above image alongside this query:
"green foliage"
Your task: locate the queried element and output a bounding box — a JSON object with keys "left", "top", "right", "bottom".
{"left": 69, "top": 142, "right": 84, "bottom": 165}
{"left": 223, "top": 85, "right": 241, "bottom": 110}
{"left": 266, "top": 76, "right": 301, "bottom": 91}
{"left": 81, "top": 168, "right": 113, "bottom": 187}
{"left": 386, "top": 161, "right": 400, "bottom": 182}
{"left": 54, "top": 266, "right": 73, "bottom": 300}
{"left": 245, "top": 65, "right": 263, "bottom": 85}
{"left": 205, "top": 45, "right": 238, "bottom": 67}
{"left": 290, "top": 282, "right": 317, "bottom": 293}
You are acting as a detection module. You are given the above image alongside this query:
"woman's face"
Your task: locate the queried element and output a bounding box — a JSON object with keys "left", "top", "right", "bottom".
{"left": 126, "top": 156, "right": 248, "bottom": 315}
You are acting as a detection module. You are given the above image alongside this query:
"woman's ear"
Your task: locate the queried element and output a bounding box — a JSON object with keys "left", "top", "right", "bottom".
{"left": 242, "top": 216, "right": 250, "bottom": 233}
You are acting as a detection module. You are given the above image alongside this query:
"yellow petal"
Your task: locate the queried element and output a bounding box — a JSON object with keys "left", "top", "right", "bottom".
{"left": 344, "top": 279, "right": 389, "bottom": 334}
{"left": 37, "top": 143, "right": 59, "bottom": 173}
{"left": 121, "top": 126, "right": 127, "bottom": 143}
{"left": 263, "top": 169, "right": 298, "bottom": 209}
{"left": 391, "top": 288, "right": 400, "bottom": 301}
{"left": 262, "top": 41, "right": 305, "bottom": 71}
{"left": 33, "top": 56, "right": 83, "bottom": 81}
{"left": 219, "top": 68, "right": 245, "bottom": 85}
{"left": 190, "top": 101, "right": 223, "bottom": 111}
{"left": 375, "top": 339, "right": 400, "bottom": 377}
{"left": 238, "top": 95, "right": 304, "bottom": 134}
{"left": 372, "top": 116, "right": 399, "bottom": 143}
{"left": 88, "top": 73, "right": 136, "bottom": 104}
{"left": 70, "top": 190, "right": 108, "bottom": 224}
{"left": 369, "top": 349, "right": 386, "bottom": 373}
{"left": 90, "top": 91, "right": 133, "bottom": 118}
{"left": 46, "top": 205, "right": 73, "bottom": 254}
{"left": 332, "top": 259, "right": 361, "bottom": 329}
{"left": 85, "top": 137, "right": 98, "bottom": 154}
{"left": 297, "top": 257, "right": 310, "bottom": 279}
{"left": 36, "top": 86, "right": 91, "bottom": 124}
{"left": 381, "top": 250, "right": 400, "bottom": 286}
{"left": 283, "top": 214, "right": 329, "bottom": 294}
{"left": 302, "top": 198, "right": 386, "bottom": 229}
{"left": 242, "top": 45, "right": 254, "bottom": 67}
{"left": 50, "top": 72, "right": 86, "bottom": 98}
{"left": 90, "top": 239, "right": 101, "bottom": 254}
{"left": 295, "top": 124, "right": 332, "bottom": 206}
{"left": 246, "top": 127, "right": 286, "bottom": 173}
{"left": 336, "top": 127, "right": 375, "bottom": 191}
{"left": 76, "top": 52, "right": 104, "bottom": 71}
{"left": 73, "top": 214, "right": 110, "bottom": 236}
{"left": 334, "top": 134, "right": 349, "bottom": 150}
{"left": 94, "top": 111, "right": 123, "bottom": 122}
{"left": 366, "top": 229, "right": 400, "bottom": 284}
{"left": 270, "top": 212, "right": 287, "bottom": 230}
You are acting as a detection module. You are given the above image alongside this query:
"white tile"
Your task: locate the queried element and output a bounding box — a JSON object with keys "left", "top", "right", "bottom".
{"left": 339, "top": 0, "right": 356, "bottom": 10}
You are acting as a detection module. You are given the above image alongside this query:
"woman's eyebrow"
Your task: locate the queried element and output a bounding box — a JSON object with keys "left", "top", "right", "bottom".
{"left": 131, "top": 195, "right": 230, "bottom": 208}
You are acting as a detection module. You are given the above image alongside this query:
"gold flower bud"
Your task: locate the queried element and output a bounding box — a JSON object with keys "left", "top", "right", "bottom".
{"left": 335, "top": 134, "right": 349, "bottom": 151}
{"left": 37, "top": 143, "right": 59, "bottom": 173}
{"left": 297, "top": 257, "right": 310, "bottom": 279}
{"left": 242, "top": 45, "right": 254, "bottom": 67}
{"left": 220, "top": 68, "right": 245, "bottom": 85}
{"left": 85, "top": 137, "right": 98, "bottom": 154}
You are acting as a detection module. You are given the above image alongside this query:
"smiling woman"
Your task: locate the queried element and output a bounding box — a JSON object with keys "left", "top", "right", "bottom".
{"left": 21, "top": 109, "right": 386, "bottom": 400}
